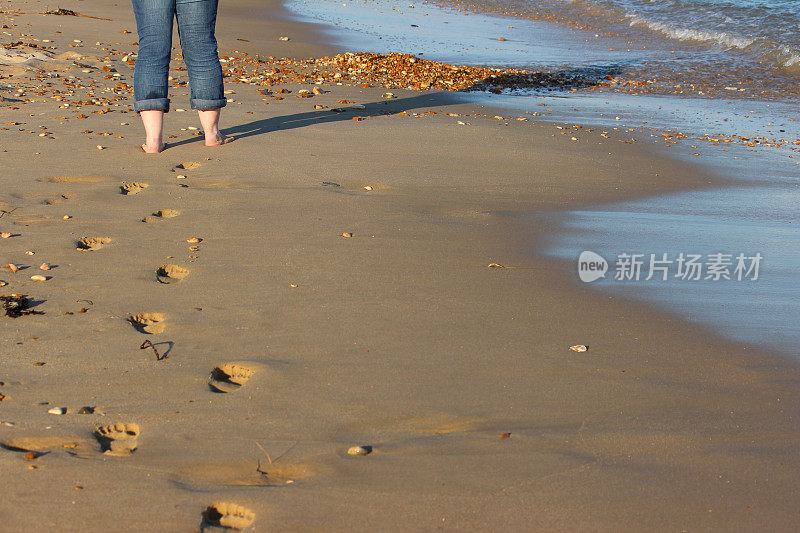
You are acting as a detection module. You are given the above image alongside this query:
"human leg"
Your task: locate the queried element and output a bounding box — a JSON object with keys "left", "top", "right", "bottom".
{"left": 132, "top": 0, "right": 176, "bottom": 152}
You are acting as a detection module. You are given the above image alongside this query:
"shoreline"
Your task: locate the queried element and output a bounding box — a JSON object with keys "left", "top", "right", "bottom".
{"left": 1, "top": 0, "right": 799, "bottom": 530}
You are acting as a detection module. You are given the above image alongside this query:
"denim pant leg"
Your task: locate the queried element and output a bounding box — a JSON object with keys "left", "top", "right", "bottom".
{"left": 131, "top": 0, "right": 174, "bottom": 113}
{"left": 176, "top": 0, "right": 226, "bottom": 111}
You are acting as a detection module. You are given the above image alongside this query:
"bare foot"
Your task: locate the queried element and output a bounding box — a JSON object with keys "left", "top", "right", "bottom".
{"left": 141, "top": 142, "right": 165, "bottom": 154}
{"left": 204, "top": 132, "right": 234, "bottom": 147}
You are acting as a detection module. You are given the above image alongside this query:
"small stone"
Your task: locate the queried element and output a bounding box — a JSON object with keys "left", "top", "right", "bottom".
{"left": 0, "top": 233, "right": 11, "bottom": 239}
{"left": 279, "top": 36, "right": 290, "bottom": 41}
{"left": 96, "top": 145, "right": 105, "bottom": 150}
{"left": 48, "top": 407, "right": 67, "bottom": 415}
{"left": 341, "top": 232, "right": 353, "bottom": 238}
{"left": 30, "top": 275, "right": 48, "bottom": 282}
{"left": 186, "top": 237, "right": 202, "bottom": 243}
{"left": 363, "top": 186, "right": 373, "bottom": 191}
{"left": 347, "top": 445, "right": 372, "bottom": 456}
{"left": 39, "top": 263, "right": 51, "bottom": 271}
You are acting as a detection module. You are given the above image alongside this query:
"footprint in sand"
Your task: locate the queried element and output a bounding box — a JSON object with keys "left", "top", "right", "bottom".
{"left": 209, "top": 363, "right": 254, "bottom": 393}
{"left": 76, "top": 236, "right": 111, "bottom": 251}
{"left": 156, "top": 264, "right": 189, "bottom": 284}
{"left": 173, "top": 461, "right": 311, "bottom": 490}
{"left": 120, "top": 182, "right": 149, "bottom": 195}
{"left": 142, "top": 209, "right": 180, "bottom": 223}
{"left": 1, "top": 434, "right": 87, "bottom": 453}
{"left": 42, "top": 193, "right": 76, "bottom": 205}
{"left": 39, "top": 175, "right": 107, "bottom": 183}
{"left": 94, "top": 423, "right": 140, "bottom": 456}
{"left": 175, "top": 161, "right": 201, "bottom": 171}
{"left": 128, "top": 312, "right": 166, "bottom": 334}
{"left": 202, "top": 502, "right": 255, "bottom": 530}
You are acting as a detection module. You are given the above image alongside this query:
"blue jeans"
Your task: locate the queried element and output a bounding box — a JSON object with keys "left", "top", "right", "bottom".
{"left": 131, "top": 0, "right": 226, "bottom": 113}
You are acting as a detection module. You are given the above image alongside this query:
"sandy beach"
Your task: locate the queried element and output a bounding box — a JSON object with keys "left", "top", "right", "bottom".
{"left": 1, "top": 0, "right": 799, "bottom": 531}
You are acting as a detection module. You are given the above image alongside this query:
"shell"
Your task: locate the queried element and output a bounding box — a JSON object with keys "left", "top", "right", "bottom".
{"left": 569, "top": 345, "right": 588, "bottom": 352}
{"left": 347, "top": 445, "right": 373, "bottom": 456}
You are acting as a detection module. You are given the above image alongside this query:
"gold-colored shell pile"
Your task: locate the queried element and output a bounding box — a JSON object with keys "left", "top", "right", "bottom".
{"left": 209, "top": 363, "right": 255, "bottom": 393}
{"left": 77, "top": 236, "right": 111, "bottom": 251}
{"left": 156, "top": 264, "right": 189, "bottom": 284}
{"left": 128, "top": 312, "right": 166, "bottom": 334}
{"left": 203, "top": 502, "right": 255, "bottom": 530}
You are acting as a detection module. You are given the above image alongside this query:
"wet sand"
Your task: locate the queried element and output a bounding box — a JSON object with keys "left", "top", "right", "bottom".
{"left": 1, "top": 0, "right": 799, "bottom": 531}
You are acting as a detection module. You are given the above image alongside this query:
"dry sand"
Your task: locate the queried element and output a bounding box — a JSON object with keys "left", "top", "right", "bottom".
{"left": 0, "top": 0, "right": 798, "bottom": 531}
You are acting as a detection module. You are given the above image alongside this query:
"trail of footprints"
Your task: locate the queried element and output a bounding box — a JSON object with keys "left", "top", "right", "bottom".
{"left": 3, "top": 164, "right": 388, "bottom": 530}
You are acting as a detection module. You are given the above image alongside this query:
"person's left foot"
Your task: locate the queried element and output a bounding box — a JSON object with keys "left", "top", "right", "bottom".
{"left": 205, "top": 132, "right": 234, "bottom": 146}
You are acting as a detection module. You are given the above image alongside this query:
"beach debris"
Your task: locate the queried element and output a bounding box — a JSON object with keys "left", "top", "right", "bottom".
{"left": 4, "top": 263, "right": 18, "bottom": 273}
{"left": 25, "top": 251, "right": 35, "bottom": 256}
{"left": 94, "top": 423, "right": 140, "bottom": 456}
{"left": 120, "top": 182, "right": 148, "bottom": 195}
{"left": 77, "top": 407, "right": 95, "bottom": 415}
{"left": 279, "top": 36, "right": 290, "bottom": 41}
{"left": 569, "top": 345, "right": 588, "bottom": 352}
{"left": 203, "top": 502, "right": 255, "bottom": 530}
{"left": 1, "top": 232, "right": 12, "bottom": 239}
{"left": 313, "top": 104, "right": 327, "bottom": 109}
{"left": 321, "top": 181, "right": 340, "bottom": 187}
{"left": 175, "top": 161, "right": 201, "bottom": 170}
{"left": 209, "top": 363, "right": 255, "bottom": 393}
{"left": 140, "top": 339, "right": 167, "bottom": 361}
{"left": 487, "top": 263, "right": 504, "bottom": 268}
{"left": 96, "top": 145, "right": 105, "bottom": 150}
{"left": 341, "top": 232, "right": 354, "bottom": 238}
{"left": 154, "top": 209, "right": 180, "bottom": 219}
{"left": 363, "top": 186, "right": 373, "bottom": 191}
{"left": 186, "top": 236, "right": 202, "bottom": 244}
{"left": 128, "top": 312, "right": 166, "bottom": 334}
{"left": 2, "top": 295, "right": 44, "bottom": 318}
{"left": 347, "top": 445, "right": 373, "bottom": 456}
{"left": 297, "top": 89, "right": 312, "bottom": 98}
{"left": 0, "top": 281, "right": 6, "bottom": 287}
{"left": 29, "top": 275, "right": 48, "bottom": 282}
{"left": 381, "top": 92, "right": 395, "bottom": 98}
{"left": 156, "top": 264, "right": 189, "bottom": 284}
{"left": 77, "top": 237, "right": 111, "bottom": 251}
{"left": 47, "top": 407, "right": 67, "bottom": 415}
{"left": 498, "top": 433, "right": 512, "bottom": 439}
{"left": 312, "top": 86, "right": 324, "bottom": 95}
{"left": 39, "top": 263, "right": 51, "bottom": 271}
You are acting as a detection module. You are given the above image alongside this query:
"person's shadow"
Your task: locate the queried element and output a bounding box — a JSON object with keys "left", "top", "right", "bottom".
{"left": 165, "top": 64, "right": 624, "bottom": 148}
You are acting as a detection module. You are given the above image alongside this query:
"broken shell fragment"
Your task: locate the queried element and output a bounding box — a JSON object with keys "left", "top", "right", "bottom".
{"left": 47, "top": 407, "right": 67, "bottom": 415}
{"left": 30, "top": 275, "right": 48, "bottom": 282}
{"left": 569, "top": 345, "right": 588, "bottom": 352}
{"left": 347, "top": 445, "right": 373, "bottom": 456}
{"left": 156, "top": 264, "right": 189, "bottom": 284}
{"left": 0, "top": 232, "right": 11, "bottom": 239}
{"left": 341, "top": 232, "right": 353, "bottom": 238}
{"left": 381, "top": 92, "right": 395, "bottom": 98}
{"left": 39, "top": 263, "right": 51, "bottom": 271}
{"left": 5, "top": 263, "right": 18, "bottom": 273}
{"left": 186, "top": 237, "right": 202, "bottom": 244}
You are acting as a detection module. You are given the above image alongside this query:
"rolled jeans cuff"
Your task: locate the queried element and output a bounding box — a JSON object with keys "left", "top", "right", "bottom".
{"left": 134, "top": 98, "right": 170, "bottom": 113}
{"left": 191, "top": 98, "right": 227, "bottom": 111}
